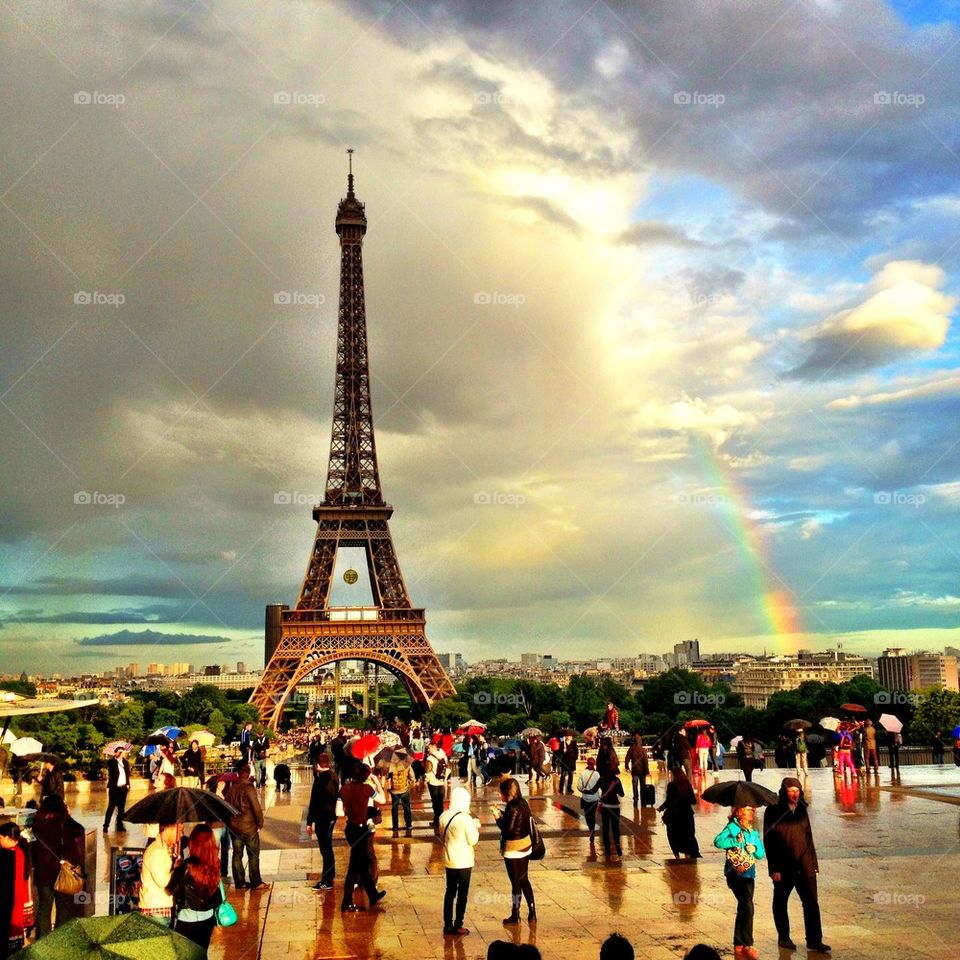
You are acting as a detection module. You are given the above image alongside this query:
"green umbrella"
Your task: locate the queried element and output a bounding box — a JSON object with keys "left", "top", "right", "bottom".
{"left": 14, "top": 912, "right": 206, "bottom": 959}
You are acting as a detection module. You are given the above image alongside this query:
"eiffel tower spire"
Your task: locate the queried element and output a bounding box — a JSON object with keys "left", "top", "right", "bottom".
{"left": 249, "top": 151, "right": 455, "bottom": 728}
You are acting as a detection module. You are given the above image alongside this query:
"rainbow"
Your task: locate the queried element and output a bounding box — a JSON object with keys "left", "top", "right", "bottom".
{"left": 689, "top": 435, "right": 805, "bottom": 648}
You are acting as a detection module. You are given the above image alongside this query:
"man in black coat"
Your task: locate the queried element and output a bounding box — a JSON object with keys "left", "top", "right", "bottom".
{"left": 305, "top": 755, "right": 339, "bottom": 890}
{"left": 104, "top": 746, "right": 131, "bottom": 831}
{"left": 762, "top": 777, "right": 830, "bottom": 954}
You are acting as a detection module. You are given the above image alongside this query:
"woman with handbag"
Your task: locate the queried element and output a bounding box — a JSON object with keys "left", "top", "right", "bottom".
{"left": 0, "top": 823, "right": 32, "bottom": 958}
{"left": 658, "top": 767, "right": 701, "bottom": 860}
{"left": 714, "top": 806, "right": 766, "bottom": 960}
{"left": 493, "top": 777, "right": 536, "bottom": 925}
{"left": 30, "top": 794, "right": 85, "bottom": 938}
{"left": 576, "top": 757, "right": 601, "bottom": 841}
{"left": 168, "top": 825, "right": 231, "bottom": 955}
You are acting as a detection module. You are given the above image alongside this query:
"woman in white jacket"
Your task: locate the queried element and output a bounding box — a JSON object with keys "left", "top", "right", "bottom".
{"left": 438, "top": 786, "right": 480, "bottom": 936}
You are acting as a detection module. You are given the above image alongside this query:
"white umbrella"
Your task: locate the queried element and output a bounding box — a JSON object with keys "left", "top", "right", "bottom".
{"left": 188, "top": 730, "right": 217, "bottom": 748}
{"left": 729, "top": 735, "right": 744, "bottom": 749}
{"left": 378, "top": 731, "right": 401, "bottom": 748}
{"left": 11, "top": 737, "right": 43, "bottom": 757}
{"left": 1, "top": 729, "right": 18, "bottom": 746}
{"left": 878, "top": 713, "right": 903, "bottom": 734}
{"left": 819, "top": 717, "right": 840, "bottom": 731}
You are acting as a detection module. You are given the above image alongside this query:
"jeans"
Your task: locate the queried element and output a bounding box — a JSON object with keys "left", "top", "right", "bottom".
{"left": 503, "top": 857, "right": 534, "bottom": 915}
{"left": 772, "top": 871, "right": 823, "bottom": 947}
{"left": 726, "top": 874, "right": 756, "bottom": 946}
{"left": 443, "top": 867, "right": 472, "bottom": 928}
{"left": 342, "top": 823, "right": 379, "bottom": 908}
{"left": 36, "top": 884, "right": 78, "bottom": 938}
{"left": 173, "top": 915, "right": 216, "bottom": 951}
{"left": 428, "top": 784, "right": 445, "bottom": 825}
{"left": 630, "top": 772, "right": 643, "bottom": 804}
{"left": 558, "top": 766, "right": 574, "bottom": 793}
{"left": 582, "top": 799, "right": 598, "bottom": 835}
{"left": 600, "top": 806, "right": 622, "bottom": 854}
{"left": 315, "top": 819, "right": 336, "bottom": 885}
{"left": 231, "top": 830, "right": 262, "bottom": 886}
{"left": 391, "top": 791, "right": 411, "bottom": 830}
{"left": 220, "top": 828, "right": 231, "bottom": 876}
{"left": 104, "top": 786, "right": 129, "bottom": 828}
{"left": 253, "top": 758, "right": 265, "bottom": 786}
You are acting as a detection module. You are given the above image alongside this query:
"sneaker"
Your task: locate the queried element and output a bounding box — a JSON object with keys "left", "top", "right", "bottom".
{"left": 313, "top": 882, "right": 333, "bottom": 891}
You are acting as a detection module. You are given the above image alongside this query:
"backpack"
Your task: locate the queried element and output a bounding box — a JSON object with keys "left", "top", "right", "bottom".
{"left": 434, "top": 755, "right": 447, "bottom": 780}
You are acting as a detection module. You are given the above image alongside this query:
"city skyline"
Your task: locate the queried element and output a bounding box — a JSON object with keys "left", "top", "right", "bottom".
{"left": 2, "top": 1, "right": 960, "bottom": 675}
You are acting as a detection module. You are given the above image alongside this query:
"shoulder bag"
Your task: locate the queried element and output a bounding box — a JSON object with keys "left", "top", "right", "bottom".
{"left": 54, "top": 861, "right": 85, "bottom": 896}
{"left": 215, "top": 880, "right": 238, "bottom": 927}
{"left": 529, "top": 818, "right": 546, "bottom": 861}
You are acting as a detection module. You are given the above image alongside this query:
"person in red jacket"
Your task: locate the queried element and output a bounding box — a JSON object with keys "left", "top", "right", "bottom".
{"left": 604, "top": 702, "right": 619, "bottom": 732}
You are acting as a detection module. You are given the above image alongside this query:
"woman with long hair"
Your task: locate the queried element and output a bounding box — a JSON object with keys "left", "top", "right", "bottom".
{"left": 596, "top": 737, "right": 619, "bottom": 778}
{"left": 0, "top": 823, "right": 32, "bottom": 958}
{"left": 30, "top": 794, "right": 84, "bottom": 937}
{"left": 576, "top": 756, "right": 602, "bottom": 841}
{"left": 168, "top": 824, "right": 224, "bottom": 954}
{"left": 340, "top": 763, "right": 386, "bottom": 912}
{"left": 182, "top": 740, "right": 206, "bottom": 787}
{"left": 493, "top": 777, "right": 535, "bottom": 925}
{"left": 658, "top": 766, "right": 701, "bottom": 860}
{"left": 714, "top": 806, "right": 765, "bottom": 960}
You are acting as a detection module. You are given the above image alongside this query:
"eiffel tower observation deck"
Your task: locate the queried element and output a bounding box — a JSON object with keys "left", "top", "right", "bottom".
{"left": 249, "top": 153, "right": 455, "bottom": 729}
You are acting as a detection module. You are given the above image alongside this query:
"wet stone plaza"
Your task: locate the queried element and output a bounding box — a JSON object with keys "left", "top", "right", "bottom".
{"left": 29, "top": 763, "right": 960, "bottom": 960}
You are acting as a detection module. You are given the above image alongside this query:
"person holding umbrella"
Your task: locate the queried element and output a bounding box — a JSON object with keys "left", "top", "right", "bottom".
{"left": 714, "top": 805, "right": 765, "bottom": 960}
{"left": 762, "top": 777, "right": 830, "bottom": 954}
{"left": 37, "top": 760, "right": 64, "bottom": 801}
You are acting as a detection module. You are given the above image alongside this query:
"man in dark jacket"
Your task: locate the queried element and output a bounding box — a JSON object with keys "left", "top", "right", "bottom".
{"left": 624, "top": 732, "right": 650, "bottom": 806}
{"left": 305, "top": 755, "right": 339, "bottom": 890}
{"left": 762, "top": 777, "right": 830, "bottom": 954}
{"left": 38, "top": 761, "right": 64, "bottom": 801}
{"left": 528, "top": 737, "right": 547, "bottom": 784}
{"left": 224, "top": 764, "right": 266, "bottom": 890}
{"left": 558, "top": 735, "right": 579, "bottom": 794}
{"left": 103, "top": 746, "right": 131, "bottom": 832}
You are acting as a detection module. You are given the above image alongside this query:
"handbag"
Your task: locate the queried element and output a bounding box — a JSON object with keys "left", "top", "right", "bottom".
{"left": 54, "top": 861, "right": 85, "bottom": 896}
{"left": 529, "top": 818, "right": 546, "bottom": 861}
{"left": 725, "top": 844, "right": 755, "bottom": 875}
{"left": 215, "top": 881, "right": 238, "bottom": 927}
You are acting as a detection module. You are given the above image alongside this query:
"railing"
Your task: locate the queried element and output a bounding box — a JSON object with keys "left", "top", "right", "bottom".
{"left": 282, "top": 607, "right": 425, "bottom": 623}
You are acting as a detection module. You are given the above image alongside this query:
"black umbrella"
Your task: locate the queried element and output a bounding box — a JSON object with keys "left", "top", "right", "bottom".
{"left": 143, "top": 734, "right": 176, "bottom": 747}
{"left": 784, "top": 719, "right": 811, "bottom": 731}
{"left": 22, "top": 752, "right": 63, "bottom": 765}
{"left": 702, "top": 780, "right": 780, "bottom": 808}
{"left": 805, "top": 733, "right": 826, "bottom": 745}
{"left": 124, "top": 786, "right": 238, "bottom": 824}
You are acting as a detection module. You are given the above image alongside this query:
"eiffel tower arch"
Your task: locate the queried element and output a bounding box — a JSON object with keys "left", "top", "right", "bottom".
{"left": 250, "top": 153, "right": 455, "bottom": 730}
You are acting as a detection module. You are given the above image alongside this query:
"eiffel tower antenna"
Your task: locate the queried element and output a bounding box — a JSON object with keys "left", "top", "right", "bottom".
{"left": 250, "top": 154, "right": 455, "bottom": 728}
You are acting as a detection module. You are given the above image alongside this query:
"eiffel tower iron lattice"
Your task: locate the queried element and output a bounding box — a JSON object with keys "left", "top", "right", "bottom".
{"left": 250, "top": 153, "right": 455, "bottom": 729}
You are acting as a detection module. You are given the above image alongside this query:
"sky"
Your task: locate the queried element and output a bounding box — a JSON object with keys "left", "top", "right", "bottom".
{"left": 1, "top": 0, "right": 960, "bottom": 677}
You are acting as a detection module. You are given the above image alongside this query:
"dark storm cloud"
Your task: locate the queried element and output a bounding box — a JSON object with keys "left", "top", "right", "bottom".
{"left": 0, "top": 608, "right": 166, "bottom": 625}
{"left": 0, "top": 575, "right": 193, "bottom": 598}
{"left": 617, "top": 220, "right": 706, "bottom": 248}
{"left": 76, "top": 628, "right": 231, "bottom": 646}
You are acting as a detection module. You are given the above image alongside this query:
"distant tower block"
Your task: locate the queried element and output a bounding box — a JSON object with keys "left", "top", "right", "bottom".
{"left": 249, "top": 153, "right": 455, "bottom": 729}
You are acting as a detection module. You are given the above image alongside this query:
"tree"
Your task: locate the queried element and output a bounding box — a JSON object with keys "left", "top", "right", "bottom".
{"left": 112, "top": 703, "right": 145, "bottom": 742}
{"left": 0, "top": 680, "right": 37, "bottom": 698}
{"left": 909, "top": 688, "right": 960, "bottom": 744}
{"left": 563, "top": 676, "right": 605, "bottom": 729}
{"left": 425, "top": 698, "right": 470, "bottom": 730}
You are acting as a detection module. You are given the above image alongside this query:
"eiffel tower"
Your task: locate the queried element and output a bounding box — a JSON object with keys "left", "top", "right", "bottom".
{"left": 250, "top": 153, "right": 455, "bottom": 729}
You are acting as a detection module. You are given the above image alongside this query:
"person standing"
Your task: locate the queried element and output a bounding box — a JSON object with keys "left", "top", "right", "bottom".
{"left": 409, "top": 727, "right": 426, "bottom": 782}
{"left": 604, "top": 701, "right": 619, "bottom": 733}
{"left": 494, "top": 778, "right": 535, "bottom": 925}
{"left": 673, "top": 729, "right": 693, "bottom": 780}
{"left": 598, "top": 767, "right": 624, "bottom": 861}
{"left": 714, "top": 806, "right": 765, "bottom": 960}
{"left": 528, "top": 737, "right": 547, "bottom": 784}
{"left": 439, "top": 786, "right": 480, "bottom": 936}
{"left": 624, "top": 733, "right": 649, "bottom": 807}
{"left": 224, "top": 764, "right": 266, "bottom": 890}
{"left": 0, "top": 823, "right": 31, "bottom": 958}
{"left": 762, "top": 777, "right": 830, "bottom": 954}
{"left": 389, "top": 757, "right": 413, "bottom": 836}
{"left": 104, "top": 746, "right": 131, "bottom": 832}
{"left": 238, "top": 722, "right": 253, "bottom": 766}
{"left": 37, "top": 761, "right": 64, "bottom": 801}
{"left": 251, "top": 729, "right": 269, "bottom": 787}
{"left": 736, "top": 739, "right": 753, "bottom": 783}
{"left": 168, "top": 824, "right": 224, "bottom": 956}
{"left": 306, "top": 755, "right": 339, "bottom": 890}
{"left": 181, "top": 740, "right": 206, "bottom": 788}
{"left": 889, "top": 730, "right": 902, "bottom": 773}
{"left": 695, "top": 729, "right": 711, "bottom": 776}
{"left": 137, "top": 822, "right": 180, "bottom": 926}
{"left": 794, "top": 731, "right": 809, "bottom": 779}
{"left": 339, "top": 763, "right": 386, "bottom": 912}
{"left": 577, "top": 757, "right": 602, "bottom": 841}
{"left": 658, "top": 767, "right": 701, "bottom": 860}
{"left": 862, "top": 720, "right": 879, "bottom": 775}
{"left": 597, "top": 736, "right": 619, "bottom": 778}
{"left": 558, "top": 734, "right": 579, "bottom": 795}
{"left": 426, "top": 743, "right": 448, "bottom": 828}
{"left": 932, "top": 730, "right": 945, "bottom": 765}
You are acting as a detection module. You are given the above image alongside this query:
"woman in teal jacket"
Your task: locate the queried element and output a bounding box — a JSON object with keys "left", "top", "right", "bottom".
{"left": 714, "top": 806, "right": 765, "bottom": 959}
